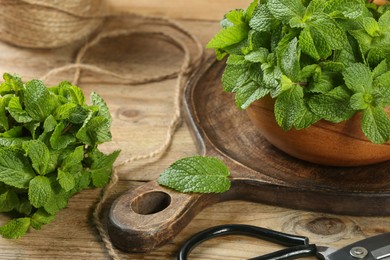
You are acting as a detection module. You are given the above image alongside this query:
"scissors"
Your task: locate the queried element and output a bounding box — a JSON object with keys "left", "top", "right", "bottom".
{"left": 177, "top": 224, "right": 390, "bottom": 260}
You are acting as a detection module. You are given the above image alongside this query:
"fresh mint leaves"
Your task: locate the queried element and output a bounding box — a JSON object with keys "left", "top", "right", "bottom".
{"left": 158, "top": 156, "right": 231, "bottom": 193}
{"left": 0, "top": 73, "right": 119, "bottom": 238}
{"left": 207, "top": 0, "right": 390, "bottom": 144}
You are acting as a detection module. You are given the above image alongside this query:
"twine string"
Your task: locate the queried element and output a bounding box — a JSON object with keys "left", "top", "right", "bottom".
{"left": 0, "top": 0, "right": 204, "bottom": 257}
{"left": 0, "top": 0, "right": 106, "bottom": 48}
{"left": 38, "top": 12, "right": 205, "bottom": 260}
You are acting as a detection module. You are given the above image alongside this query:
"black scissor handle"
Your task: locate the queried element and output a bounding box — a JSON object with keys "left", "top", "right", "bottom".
{"left": 177, "top": 224, "right": 318, "bottom": 260}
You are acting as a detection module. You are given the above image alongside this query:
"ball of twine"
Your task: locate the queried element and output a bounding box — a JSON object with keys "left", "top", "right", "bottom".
{"left": 0, "top": 0, "right": 106, "bottom": 48}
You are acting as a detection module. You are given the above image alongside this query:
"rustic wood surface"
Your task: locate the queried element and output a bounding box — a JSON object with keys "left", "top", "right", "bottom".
{"left": 0, "top": 1, "right": 389, "bottom": 259}
{"left": 107, "top": 57, "right": 390, "bottom": 255}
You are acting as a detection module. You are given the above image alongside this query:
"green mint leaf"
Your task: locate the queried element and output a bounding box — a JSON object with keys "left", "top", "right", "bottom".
{"left": 23, "top": 140, "right": 50, "bottom": 175}
{"left": 90, "top": 168, "right": 110, "bottom": 188}
{"left": 250, "top": 4, "right": 277, "bottom": 32}
{"left": 350, "top": 93, "right": 370, "bottom": 110}
{"left": 0, "top": 81, "right": 14, "bottom": 96}
{"left": 43, "top": 186, "right": 69, "bottom": 215}
{"left": 378, "top": 10, "right": 390, "bottom": 32}
{"left": 320, "top": 61, "right": 345, "bottom": 72}
{"left": 0, "top": 190, "right": 19, "bottom": 212}
{"left": 280, "top": 74, "right": 295, "bottom": 91}
{"left": 91, "top": 92, "right": 112, "bottom": 124}
{"left": 24, "top": 122, "right": 40, "bottom": 139}
{"left": 45, "top": 149, "right": 62, "bottom": 175}
{"left": 245, "top": 48, "right": 269, "bottom": 63}
{"left": 235, "top": 81, "right": 270, "bottom": 109}
{"left": 309, "top": 86, "right": 354, "bottom": 123}
{"left": 298, "top": 64, "right": 319, "bottom": 81}
{"left": 307, "top": 72, "right": 336, "bottom": 93}
{"left": 349, "top": 29, "right": 372, "bottom": 55}
{"left": 6, "top": 97, "right": 32, "bottom": 123}
{"left": 69, "top": 105, "right": 89, "bottom": 124}
{"left": 158, "top": 156, "right": 231, "bottom": 193}
{"left": 274, "top": 85, "right": 305, "bottom": 130}
{"left": 207, "top": 23, "right": 249, "bottom": 49}
{"left": 307, "top": 14, "right": 347, "bottom": 50}
{"left": 289, "top": 16, "right": 305, "bottom": 28}
{"left": 24, "top": 80, "right": 56, "bottom": 122}
{"left": 31, "top": 208, "right": 55, "bottom": 230}
{"left": 343, "top": 63, "right": 373, "bottom": 93}
{"left": 53, "top": 103, "right": 88, "bottom": 125}
{"left": 247, "top": 30, "right": 272, "bottom": 52}
{"left": 363, "top": 17, "right": 381, "bottom": 37}
{"left": 267, "top": 0, "right": 305, "bottom": 22}
{"left": 89, "top": 149, "right": 120, "bottom": 188}
{"left": 68, "top": 85, "right": 86, "bottom": 105}
{"left": 249, "top": 64, "right": 264, "bottom": 85}
{"left": 245, "top": 0, "right": 259, "bottom": 23}
{"left": 0, "top": 96, "right": 11, "bottom": 130}
{"left": 226, "top": 54, "right": 247, "bottom": 65}
{"left": 61, "top": 146, "right": 84, "bottom": 172}
{"left": 362, "top": 106, "right": 390, "bottom": 144}
{"left": 373, "top": 59, "right": 389, "bottom": 78}
{"left": 263, "top": 64, "right": 282, "bottom": 94}
{"left": 0, "top": 218, "right": 30, "bottom": 239}
{"left": 305, "top": 0, "right": 326, "bottom": 18}
{"left": 0, "top": 126, "right": 22, "bottom": 138}
{"left": 225, "top": 9, "right": 245, "bottom": 25}
{"left": 374, "top": 71, "right": 390, "bottom": 106}
{"left": 279, "top": 37, "right": 301, "bottom": 82}
{"left": 1, "top": 73, "right": 23, "bottom": 95}
{"left": 222, "top": 64, "right": 249, "bottom": 92}
{"left": 15, "top": 198, "right": 32, "bottom": 215}
{"left": 0, "top": 137, "right": 28, "bottom": 148}
{"left": 0, "top": 148, "right": 35, "bottom": 189}
{"left": 50, "top": 121, "right": 76, "bottom": 150}
{"left": 55, "top": 81, "right": 85, "bottom": 105}
{"left": 76, "top": 116, "right": 112, "bottom": 146}
{"left": 53, "top": 103, "right": 77, "bottom": 121}
{"left": 43, "top": 115, "right": 57, "bottom": 132}
{"left": 0, "top": 73, "right": 118, "bottom": 238}
{"left": 294, "top": 106, "right": 321, "bottom": 130}
{"left": 28, "top": 176, "right": 52, "bottom": 208}
{"left": 57, "top": 169, "right": 75, "bottom": 192}
{"left": 373, "top": 81, "right": 390, "bottom": 107}
{"left": 324, "top": 0, "right": 363, "bottom": 19}
{"left": 299, "top": 27, "right": 332, "bottom": 61}
{"left": 367, "top": 48, "right": 387, "bottom": 68}
{"left": 334, "top": 37, "right": 362, "bottom": 66}
{"left": 71, "top": 170, "right": 91, "bottom": 194}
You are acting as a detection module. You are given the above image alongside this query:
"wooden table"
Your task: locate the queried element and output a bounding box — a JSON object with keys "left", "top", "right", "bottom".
{"left": 0, "top": 1, "right": 389, "bottom": 259}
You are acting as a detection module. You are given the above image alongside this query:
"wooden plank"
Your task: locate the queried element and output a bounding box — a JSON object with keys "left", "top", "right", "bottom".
{"left": 106, "top": 0, "right": 254, "bottom": 21}
{"left": 0, "top": 2, "right": 389, "bottom": 260}
{"left": 107, "top": 58, "right": 390, "bottom": 254}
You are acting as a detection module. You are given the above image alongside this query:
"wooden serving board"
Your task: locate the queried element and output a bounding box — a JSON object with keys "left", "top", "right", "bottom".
{"left": 107, "top": 59, "right": 390, "bottom": 253}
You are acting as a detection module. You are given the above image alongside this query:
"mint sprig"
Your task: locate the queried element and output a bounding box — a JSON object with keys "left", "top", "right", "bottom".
{"left": 158, "top": 156, "right": 231, "bottom": 193}
{"left": 207, "top": 0, "right": 390, "bottom": 144}
{"left": 0, "top": 73, "right": 120, "bottom": 238}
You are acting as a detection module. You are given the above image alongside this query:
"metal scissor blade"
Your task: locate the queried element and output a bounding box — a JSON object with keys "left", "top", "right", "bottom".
{"left": 316, "top": 246, "right": 337, "bottom": 260}
{"left": 316, "top": 233, "right": 390, "bottom": 260}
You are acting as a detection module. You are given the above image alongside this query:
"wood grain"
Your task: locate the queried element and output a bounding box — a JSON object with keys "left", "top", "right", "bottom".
{"left": 107, "top": 58, "right": 390, "bottom": 254}
{"left": 107, "top": 0, "right": 254, "bottom": 21}
{"left": 187, "top": 60, "right": 390, "bottom": 199}
{"left": 247, "top": 96, "right": 390, "bottom": 166}
{"left": 0, "top": 1, "right": 389, "bottom": 260}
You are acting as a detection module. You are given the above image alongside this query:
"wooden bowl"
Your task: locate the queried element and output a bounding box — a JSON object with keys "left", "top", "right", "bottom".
{"left": 246, "top": 96, "right": 390, "bottom": 166}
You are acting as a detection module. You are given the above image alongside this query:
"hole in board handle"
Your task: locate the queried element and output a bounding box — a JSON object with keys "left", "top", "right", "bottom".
{"left": 131, "top": 191, "right": 171, "bottom": 215}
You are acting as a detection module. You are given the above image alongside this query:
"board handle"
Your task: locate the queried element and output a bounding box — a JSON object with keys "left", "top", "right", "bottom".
{"left": 107, "top": 180, "right": 216, "bottom": 253}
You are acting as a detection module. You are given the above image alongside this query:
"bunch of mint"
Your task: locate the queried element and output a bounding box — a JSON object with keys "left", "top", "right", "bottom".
{"left": 207, "top": 0, "right": 390, "bottom": 144}
{"left": 0, "top": 73, "right": 119, "bottom": 238}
